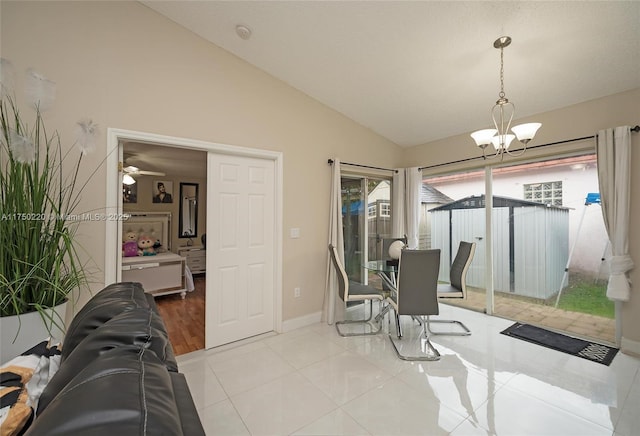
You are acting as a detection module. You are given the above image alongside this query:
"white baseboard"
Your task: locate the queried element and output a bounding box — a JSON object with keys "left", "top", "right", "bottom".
{"left": 280, "top": 303, "right": 371, "bottom": 333}
{"left": 621, "top": 336, "right": 640, "bottom": 357}
{"left": 281, "top": 311, "right": 322, "bottom": 333}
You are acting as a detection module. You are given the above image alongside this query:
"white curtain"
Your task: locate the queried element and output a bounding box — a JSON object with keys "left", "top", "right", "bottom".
{"left": 391, "top": 167, "right": 421, "bottom": 247}
{"left": 405, "top": 167, "right": 422, "bottom": 249}
{"left": 596, "top": 126, "right": 634, "bottom": 301}
{"left": 391, "top": 169, "right": 406, "bottom": 238}
{"left": 322, "top": 158, "right": 344, "bottom": 324}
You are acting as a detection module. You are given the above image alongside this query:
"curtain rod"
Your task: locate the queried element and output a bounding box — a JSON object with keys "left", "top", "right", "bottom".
{"left": 420, "top": 125, "right": 640, "bottom": 171}
{"left": 327, "top": 159, "right": 398, "bottom": 173}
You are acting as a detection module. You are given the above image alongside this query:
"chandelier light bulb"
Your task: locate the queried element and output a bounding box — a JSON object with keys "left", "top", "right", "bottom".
{"left": 491, "top": 134, "right": 515, "bottom": 151}
{"left": 470, "top": 129, "right": 497, "bottom": 147}
{"left": 511, "top": 123, "right": 542, "bottom": 144}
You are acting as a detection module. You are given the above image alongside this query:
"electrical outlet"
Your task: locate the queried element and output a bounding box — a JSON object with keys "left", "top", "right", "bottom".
{"left": 294, "top": 287, "right": 301, "bottom": 298}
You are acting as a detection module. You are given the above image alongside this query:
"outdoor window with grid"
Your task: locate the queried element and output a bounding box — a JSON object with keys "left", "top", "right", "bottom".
{"left": 368, "top": 204, "right": 376, "bottom": 219}
{"left": 380, "top": 202, "right": 391, "bottom": 217}
{"left": 523, "top": 181, "right": 563, "bottom": 206}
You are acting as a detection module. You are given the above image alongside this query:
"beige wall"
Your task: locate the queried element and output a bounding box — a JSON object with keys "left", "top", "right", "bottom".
{"left": 403, "top": 88, "right": 640, "bottom": 350}
{"left": 3, "top": 2, "right": 639, "bottom": 351}
{"left": 1, "top": 1, "right": 402, "bottom": 322}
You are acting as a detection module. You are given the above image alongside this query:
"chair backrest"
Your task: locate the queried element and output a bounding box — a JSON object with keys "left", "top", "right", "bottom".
{"left": 382, "top": 237, "right": 407, "bottom": 260}
{"left": 396, "top": 249, "right": 441, "bottom": 316}
{"left": 328, "top": 244, "right": 348, "bottom": 302}
{"left": 449, "top": 241, "right": 476, "bottom": 293}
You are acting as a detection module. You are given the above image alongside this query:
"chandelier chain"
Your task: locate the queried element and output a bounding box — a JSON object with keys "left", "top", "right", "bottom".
{"left": 499, "top": 46, "right": 505, "bottom": 100}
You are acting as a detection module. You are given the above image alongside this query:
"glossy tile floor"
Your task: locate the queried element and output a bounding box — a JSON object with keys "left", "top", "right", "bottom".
{"left": 177, "top": 304, "right": 640, "bottom": 435}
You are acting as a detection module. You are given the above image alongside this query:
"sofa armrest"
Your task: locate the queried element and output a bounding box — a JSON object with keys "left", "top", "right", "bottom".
{"left": 170, "top": 373, "right": 206, "bottom": 436}
{"left": 27, "top": 346, "right": 201, "bottom": 435}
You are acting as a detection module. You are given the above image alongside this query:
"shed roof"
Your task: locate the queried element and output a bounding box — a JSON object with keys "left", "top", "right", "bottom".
{"left": 429, "top": 194, "right": 569, "bottom": 212}
{"left": 421, "top": 184, "right": 453, "bottom": 204}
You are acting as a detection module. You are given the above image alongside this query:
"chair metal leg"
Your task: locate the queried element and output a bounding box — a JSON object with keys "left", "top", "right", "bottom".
{"left": 425, "top": 316, "right": 471, "bottom": 336}
{"left": 374, "top": 301, "right": 391, "bottom": 323}
{"left": 335, "top": 300, "right": 383, "bottom": 337}
{"left": 389, "top": 316, "right": 440, "bottom": 361}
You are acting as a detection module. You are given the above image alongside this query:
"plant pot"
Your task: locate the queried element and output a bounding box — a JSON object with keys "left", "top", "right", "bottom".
{"left": 0, "top": 301, "right": 68, "bottom": 365}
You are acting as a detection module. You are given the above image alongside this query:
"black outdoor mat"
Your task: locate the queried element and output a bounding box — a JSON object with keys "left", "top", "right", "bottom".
{"left": 500, "top": 322, "right": 619, "bottom": 366}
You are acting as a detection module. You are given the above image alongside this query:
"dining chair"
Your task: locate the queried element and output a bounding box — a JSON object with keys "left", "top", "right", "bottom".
{"left": 426, "top": 241, "right": 476, "bottom": 336}
{"left": 386, "top": 249, "right": 441, "bottom": 361}
{"left": 328, "top": 244, "right": 385, "bottom": 337}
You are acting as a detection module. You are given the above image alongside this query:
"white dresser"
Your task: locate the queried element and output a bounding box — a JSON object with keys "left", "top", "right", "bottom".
{"left": 177, "top": 247, "right": 206, "bottom": 274}
{"left": 122, "top": 252, "right": 187, "bottom": 298}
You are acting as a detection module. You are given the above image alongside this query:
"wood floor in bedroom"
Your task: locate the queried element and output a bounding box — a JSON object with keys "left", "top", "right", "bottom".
{"left": 155, "top": 275, "right": 206, "bottom": 355}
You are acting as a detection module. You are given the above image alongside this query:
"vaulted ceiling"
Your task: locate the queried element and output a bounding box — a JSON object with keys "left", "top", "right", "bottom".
{"left": 141, "top": 1, "right": 640, "bottom": 147}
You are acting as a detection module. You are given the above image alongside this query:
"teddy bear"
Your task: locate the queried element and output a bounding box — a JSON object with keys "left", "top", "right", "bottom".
{"left": 137, "top": 233, "right": 157, "bottom": 256}
{"left": 122, "top": 231, "right": 138, "bottom": 257}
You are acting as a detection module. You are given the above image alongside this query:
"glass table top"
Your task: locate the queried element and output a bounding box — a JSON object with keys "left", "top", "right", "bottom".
{"left": 363, "top": 260, "right": 398, "bottom": 273}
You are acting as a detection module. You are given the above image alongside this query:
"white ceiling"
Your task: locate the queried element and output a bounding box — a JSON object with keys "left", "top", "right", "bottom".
{"left": 123, "top": 141, "right": 207, "bottom": 178}
{"left": 141, "top": 1, "right": 640, "bottom": 148}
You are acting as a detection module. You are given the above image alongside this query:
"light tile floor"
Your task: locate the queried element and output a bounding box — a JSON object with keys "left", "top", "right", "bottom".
{"left": 178, "top": 304, "right": 640, "bottom": 435}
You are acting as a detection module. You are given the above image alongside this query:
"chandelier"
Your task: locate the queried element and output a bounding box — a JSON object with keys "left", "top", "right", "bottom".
{"left": 471, "top": 36, "right": 541, "bottom": 159}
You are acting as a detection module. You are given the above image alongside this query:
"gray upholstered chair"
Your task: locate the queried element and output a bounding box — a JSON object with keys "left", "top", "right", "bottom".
{"left": 426, "top": 241, "right": 476, "bottom": 336}
{"left": 386, "top": 249, "right": 441, "bottom": 361}
{"left": 328, "top": 244, "right": 385, "bottom": 337}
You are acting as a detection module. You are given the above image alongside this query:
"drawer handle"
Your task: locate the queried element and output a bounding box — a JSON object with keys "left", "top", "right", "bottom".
{"left": 133, "top": 263, "right": 160, "bottom": 269}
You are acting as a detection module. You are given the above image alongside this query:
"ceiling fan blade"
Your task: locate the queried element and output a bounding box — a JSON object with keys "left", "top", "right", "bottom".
{"left": 123, "top": 165, "right": 165, "bottom": 177}
{"left": 137, "top": 170, "right": 166, "bottom": 176}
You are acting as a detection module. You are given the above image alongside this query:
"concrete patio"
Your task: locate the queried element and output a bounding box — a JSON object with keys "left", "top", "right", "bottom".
{"left": 367, "top": 273, "right": 616, "bottom": 345}
{"left": 444, "top": 288, "right": 616, "bottom": 346}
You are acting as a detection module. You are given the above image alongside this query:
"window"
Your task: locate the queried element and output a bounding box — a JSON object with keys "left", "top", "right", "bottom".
{"left": 368, "top": 204, "right": 376, "bottom": 219}
{"left": 380, "top": 202, "right": 390, "bottom": 217}
{"left": 524, "top": 181, "right": 563, "bottom": 206}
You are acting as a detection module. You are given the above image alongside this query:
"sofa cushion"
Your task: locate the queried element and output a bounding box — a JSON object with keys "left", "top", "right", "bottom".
{"left": 62, "top": 282, "right": 150, "bottom": 359}
{"left": 37, "top": 307, "right": 178, "bottom": 415}
{"left": 26, "top": 346, "right": 184, "bottom": 436}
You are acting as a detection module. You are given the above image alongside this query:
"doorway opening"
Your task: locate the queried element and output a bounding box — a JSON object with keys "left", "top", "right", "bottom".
{"left": 105, "top": 128, "right": 283, "bottom": 353}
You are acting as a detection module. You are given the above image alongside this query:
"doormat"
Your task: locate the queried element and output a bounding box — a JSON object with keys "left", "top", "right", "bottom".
{"left": 500, "top": 322, "right": 618, "bottom": 366}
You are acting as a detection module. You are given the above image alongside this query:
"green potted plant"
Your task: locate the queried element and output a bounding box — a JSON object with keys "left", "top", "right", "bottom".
{"left": 0, "top": 64, "right": 97, "bottom": 361}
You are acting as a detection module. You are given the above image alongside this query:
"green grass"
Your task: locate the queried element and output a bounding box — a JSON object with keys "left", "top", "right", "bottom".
{"left": 555, "top": 279, "right": 614, "bottom": 319}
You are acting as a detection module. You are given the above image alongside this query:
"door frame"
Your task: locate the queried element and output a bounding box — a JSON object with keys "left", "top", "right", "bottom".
{"left": 104, "top": 128, "right": 284, "bottom": 338}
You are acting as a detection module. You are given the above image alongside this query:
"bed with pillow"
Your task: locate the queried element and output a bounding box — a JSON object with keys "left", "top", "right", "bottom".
{"left": 121, "top": 213, "right": 195, "bottom": 298}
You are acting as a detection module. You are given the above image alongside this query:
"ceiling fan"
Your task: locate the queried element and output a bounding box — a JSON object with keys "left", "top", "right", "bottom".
{"left": 121, "top": 161, "right": 165, "bottom": 185}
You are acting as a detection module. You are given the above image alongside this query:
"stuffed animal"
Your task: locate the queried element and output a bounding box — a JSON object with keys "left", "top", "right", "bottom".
{"left": 137, "top": 234, "right": 157, "bottom": 256}
{"left": 122, "top": 231, "right": 138, "bottom": 257}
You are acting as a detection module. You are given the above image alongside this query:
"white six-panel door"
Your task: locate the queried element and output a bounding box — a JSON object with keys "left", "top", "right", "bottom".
{"left": 206, "top": 153, "right": 276, "bottom": 348}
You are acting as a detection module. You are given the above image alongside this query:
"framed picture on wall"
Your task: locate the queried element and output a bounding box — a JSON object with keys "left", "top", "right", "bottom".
{"left": 152, "top": 180, "right": 173, "bottom": 203}
{"left": 123, "top": 183, "right": 137, "bottom": 203}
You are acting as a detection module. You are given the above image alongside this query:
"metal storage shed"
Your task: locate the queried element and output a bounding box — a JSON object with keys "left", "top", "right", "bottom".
{"left": 429, "top": 195, "right": 569, "bottom": 300}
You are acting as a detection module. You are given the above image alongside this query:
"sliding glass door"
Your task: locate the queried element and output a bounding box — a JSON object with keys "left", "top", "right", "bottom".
{"left": 420, "top": 153, "right": 614, "bottom": 344}
{"left": 341, "top": 175, "right": 392, "bottom": 286}
{"left": 491, "top": 154, "right": 613, "bottom": 344}
{"left": 421, "top": 170, "right": 487, "bottom": 314}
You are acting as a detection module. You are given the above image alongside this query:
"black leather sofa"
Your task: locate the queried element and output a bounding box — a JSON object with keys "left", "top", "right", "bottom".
{"left": 25, "top": 282, "right": 205, "bottom": 435}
